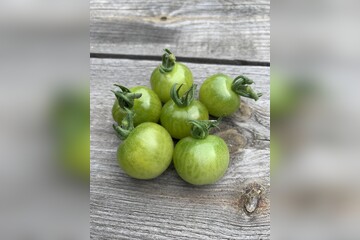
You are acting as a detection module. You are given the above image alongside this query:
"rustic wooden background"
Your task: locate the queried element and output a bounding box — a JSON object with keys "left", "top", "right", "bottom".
{"left": 90, "top": 0, "right": 270, "bottom": 239}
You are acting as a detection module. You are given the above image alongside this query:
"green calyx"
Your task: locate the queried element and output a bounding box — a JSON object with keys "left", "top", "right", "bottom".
{"left": 170, "top": 84, "right": 196, "bottom": 107}
{"left": 231, "top": 75, "right": 262, "bottom": 101}
{"left": 112, "top": 84, "right": 142, "bottom": 109}
{"left": 189, "top": 118, "right": 221, "bottom": 139}
{"left": 113, "top": 108, "right": 135, "bottom": 140}
{"left": 159, "top": 48, "right": 176, "bottom": 74}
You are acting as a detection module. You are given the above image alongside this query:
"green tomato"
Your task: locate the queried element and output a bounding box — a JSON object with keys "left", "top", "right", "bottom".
{"left": 173, "top": 135, "right": 229, "bottom": 185}
{"left": 117, "top": 122, "right": 174, "bottom": 179}
{"left": 160, "top": 100, "right": 208, "bottom": 139}
{"left": 199, "top": 73, "right": 261, "bottom": 117}
{"left": 112, "top": 86, "right": 162, "bottom": 126}
{"left": 200, "top": 74, "right": 238, "bottom": 117}
{"left": 150, "top": 49, "right": 193, "bottom": 103}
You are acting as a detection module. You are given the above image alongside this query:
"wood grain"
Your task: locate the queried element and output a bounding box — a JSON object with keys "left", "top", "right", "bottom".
{"left": 90, "top": 58, "right": 270, "bottom": 239}
{"left": 90, "top": 0, "right": 270, "bottom": 62}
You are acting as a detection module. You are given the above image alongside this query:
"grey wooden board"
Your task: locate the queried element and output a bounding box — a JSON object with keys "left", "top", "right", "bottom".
{"left": 90, "top": 0, "right": 270, "bottom": 62}
{"left": 90, "top": 58, "right": 270, "bottom": 239}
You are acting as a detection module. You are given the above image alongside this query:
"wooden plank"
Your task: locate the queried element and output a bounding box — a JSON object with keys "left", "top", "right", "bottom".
{"left": 90, "top": 58, "right": 270, "bottom": 239}
{"left": 90, "top": 0, "right": 270, "bottom": 62}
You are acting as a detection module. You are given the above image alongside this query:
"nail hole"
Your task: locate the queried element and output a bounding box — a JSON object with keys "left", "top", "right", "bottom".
{"left": 160, "top": 16, "right": 167, "bottom": 21}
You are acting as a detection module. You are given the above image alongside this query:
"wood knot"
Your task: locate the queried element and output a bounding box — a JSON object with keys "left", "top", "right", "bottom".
{"left": 214, "top": 129, "right": 246, "bottom": 155}
{"left": 239, "top": 182, "right": 265, "bottom": 215}
{"left": 160, "top": 16, "right": 167, "bottom": 21}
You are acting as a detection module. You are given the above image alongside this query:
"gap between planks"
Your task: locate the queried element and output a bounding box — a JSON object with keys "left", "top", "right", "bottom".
{"left": 90, "top": 52, "right": 270, "bottom": 67}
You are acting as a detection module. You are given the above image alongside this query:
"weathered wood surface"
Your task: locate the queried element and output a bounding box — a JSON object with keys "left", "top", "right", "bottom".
{"left": 90, "top": 0, "right": 270, "bottom": 62}
{"left": 90, "top": 58, "right": 270, "bottom": 239}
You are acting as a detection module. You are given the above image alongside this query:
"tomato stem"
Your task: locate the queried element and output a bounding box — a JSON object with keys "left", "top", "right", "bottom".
{"left": 159, "top": 49, "right": 176, "bottom": 73}
{"left": 231, "top": 75, "right": 262, "bottom": 101}
{"left": 170, "top": 84, "right": 196, "bottom": 107}
{"left": 112, "top": 84, "right": 142, "bottom": 109}
{"left": 113, "top": 108, "right": 134, "bottom": 139}
{"left": 189, "top": 119, "right": 221, "bottom": 139}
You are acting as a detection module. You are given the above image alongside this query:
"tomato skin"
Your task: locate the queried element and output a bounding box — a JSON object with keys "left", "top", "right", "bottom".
{"left": 117, "top": 122, "right": 174, "bottom": 179}
{"left": 173, "top": 135, "right": 229, "bottom": 185}
{"left": 160, "top": 100, "right": 209, "bottom": 139}
{"left": 150, "top": 63, "right": 193, "bottom": 103}
{"left": 199, "top": 73, "right": 240, "bottom": 117}
{"left": 112, "top": 86, "right": 162, "bottom": 126}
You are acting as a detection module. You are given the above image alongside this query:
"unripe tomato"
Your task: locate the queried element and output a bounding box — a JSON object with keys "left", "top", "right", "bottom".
{"left": 115, "top": 118, "right": 174, "bottom": 180}
{"left": 150, "top": 49, "right": 193, "bottom": 103}
{"left": 160, "top": 84, "right": 208, "bottom": 139}
{"left": 173, "top": 120, "right": 229, "bottom": 185}
{"left": 112, "top": 85, "right": 162, "bottom": 126}
{"left": 199, "top": 74, "right": 262, "bottom": 117}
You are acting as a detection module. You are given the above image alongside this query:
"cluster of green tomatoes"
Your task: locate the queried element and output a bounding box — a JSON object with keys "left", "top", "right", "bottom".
{"left": 112, "top": 49, "right": 261, "bottom": 185}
